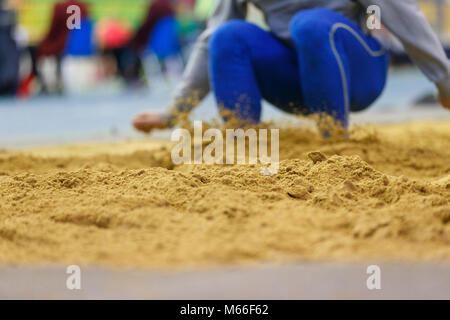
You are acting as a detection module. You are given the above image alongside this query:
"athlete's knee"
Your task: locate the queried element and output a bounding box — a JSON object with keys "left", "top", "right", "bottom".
{"left": 290, "top": 8, "right": 337, "bottom": 34}
{"left": 209, "top": 20, "right": 254, "bottom": 58}
{"left": 290, "top": 8, "right": 338, "bottom": 51}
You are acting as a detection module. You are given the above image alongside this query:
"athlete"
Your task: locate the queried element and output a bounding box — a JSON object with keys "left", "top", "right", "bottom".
{"left": 132, "top": 0, "right": 450, "bottom": 132}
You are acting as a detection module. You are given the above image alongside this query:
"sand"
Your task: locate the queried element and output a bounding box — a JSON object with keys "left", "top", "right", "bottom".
{"left": 0, "top": 120, "right": 449, "bottom": 269}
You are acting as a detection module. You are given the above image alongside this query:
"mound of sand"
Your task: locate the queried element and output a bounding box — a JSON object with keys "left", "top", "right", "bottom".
{"left": 0, "top": 120, "right": 449, "bottom": 268}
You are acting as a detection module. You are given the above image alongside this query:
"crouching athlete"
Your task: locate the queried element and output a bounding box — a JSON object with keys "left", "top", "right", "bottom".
{"left": 133, "top": 0, "right": 450, "bottom": 132}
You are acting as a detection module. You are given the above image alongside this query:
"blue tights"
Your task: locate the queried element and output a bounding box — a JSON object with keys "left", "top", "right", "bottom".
{"left": 209, "top": 8, "right": 389, "bottom": 127}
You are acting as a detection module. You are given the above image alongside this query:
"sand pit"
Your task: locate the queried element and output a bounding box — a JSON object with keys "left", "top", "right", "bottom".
{"left": 0, "top": 120, "right": 449, "bottom": 269}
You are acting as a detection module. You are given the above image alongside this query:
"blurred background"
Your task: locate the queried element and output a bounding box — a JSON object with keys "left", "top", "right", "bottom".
{"left": 1, "top": 0, "right": 214, "bottom": 96}
{"left": 0, "top": 0, "right": 450, "bottom": 147}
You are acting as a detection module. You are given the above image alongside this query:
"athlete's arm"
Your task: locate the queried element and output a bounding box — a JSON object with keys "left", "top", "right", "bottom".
{"left": 358, "top": 0, "right": 450, "bottom": 109}
{"left": 169, "top": 0, "right": 247, "bottom": 120}
{"left": 132, "top": 0, "right": 247, "bottom": 133}
{"left": 133, "top": 0, "right": 247, "bottom": 133}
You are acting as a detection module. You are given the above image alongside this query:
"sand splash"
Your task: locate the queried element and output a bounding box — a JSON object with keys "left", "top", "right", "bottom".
{"left": 0, "top": 120, "right": 449, "bottom": 268}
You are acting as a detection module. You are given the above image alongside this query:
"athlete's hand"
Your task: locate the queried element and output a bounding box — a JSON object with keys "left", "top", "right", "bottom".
{"left": 437, "top": 81, "right": 450, "bottom": 110}
{"left": 439, "top": 96, "right": 450, "bottom": 110}
{"left": 132, "top": 112, "right": 170, "bottom": 134}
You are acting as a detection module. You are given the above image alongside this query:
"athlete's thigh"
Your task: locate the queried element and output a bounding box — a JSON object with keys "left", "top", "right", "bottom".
{"left": 244, "top": 25, "right": 305, "bottom": 114}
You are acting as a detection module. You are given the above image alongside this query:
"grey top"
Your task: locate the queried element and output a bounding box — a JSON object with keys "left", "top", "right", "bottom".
{"left": 170, "top": 0, "right": 450, "bottom": 115}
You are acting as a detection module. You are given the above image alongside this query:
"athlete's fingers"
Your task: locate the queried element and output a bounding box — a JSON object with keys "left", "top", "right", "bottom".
{"left": 132, "top": 112, "right": 168, "bottom": 133}
{"left": 439, "top": 96, "right": 450, "bottom": 110}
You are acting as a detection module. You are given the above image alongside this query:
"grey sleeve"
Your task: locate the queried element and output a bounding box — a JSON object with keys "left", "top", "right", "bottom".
{"left": 170, "top": 0, "right": 247, "bottom": 116}
{"left": 358, "top": 0, "right": 450, "bottom": 97}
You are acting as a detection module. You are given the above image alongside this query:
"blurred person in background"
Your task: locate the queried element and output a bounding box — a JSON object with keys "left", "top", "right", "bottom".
{"left": 129, "top": 0, "right": 176, "bottom": 52}
{"left": 23, "top": 0, "right": 89, "bottom": 94}
{"left": 96, "top": 18, "right": 132, "bottom": 81}
{"left": 0, "top": 0, "right": 19, "bottom": 96}
{"left": 113, "top": 0, "right": 178, "bottom": 86}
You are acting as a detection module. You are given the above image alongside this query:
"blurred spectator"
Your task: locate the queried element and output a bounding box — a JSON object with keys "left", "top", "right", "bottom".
{"left": 14, "top": 0, "right": 203, "bottom": 95}
{"left": 0, "top": 0, "right": 19, "bottom": 96}
{"left": 97, "top": 19, "right": 131, "bottom": 51}
{"left": 129, "top": 0, "right": 175, "bottom": 52}
{"left": 37, "top": 0, "right": 89, "bottom": 57}
{"left": 25, "top": 0, "right": 89, "bottom": 94}
{"left": 105, "top": 0, "right": 178, "bottom": 86}
{"left": 96, "top": 18, "right": 132, "bottom": 80}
